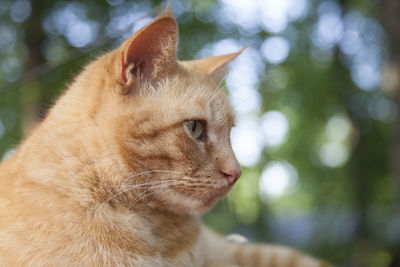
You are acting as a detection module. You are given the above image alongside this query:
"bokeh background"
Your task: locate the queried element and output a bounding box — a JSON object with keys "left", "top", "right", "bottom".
{"left": 0, "top": 0, "right": 399, "bottom": 266}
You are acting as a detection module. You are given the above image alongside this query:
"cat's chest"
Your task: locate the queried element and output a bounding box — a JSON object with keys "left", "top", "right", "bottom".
{"left": 124, "top": 242, "right": 204, "bottom": 267}
{"left": 96, "top": 210, "right": 205, "bottom": 266}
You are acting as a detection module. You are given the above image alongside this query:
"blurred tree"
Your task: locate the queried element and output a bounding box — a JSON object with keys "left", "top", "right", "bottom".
{"left": 383, "top": 0, "right": 400, "bottom": 266}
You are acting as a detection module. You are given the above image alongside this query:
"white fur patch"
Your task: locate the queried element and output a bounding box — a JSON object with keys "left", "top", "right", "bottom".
{"left": 226, "top": 234, "right": 248, "bottom": 244}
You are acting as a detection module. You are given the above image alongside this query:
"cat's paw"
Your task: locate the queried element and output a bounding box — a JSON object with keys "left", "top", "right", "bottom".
{"left": 226, "top": 234, "right": 248, "bottom": 244}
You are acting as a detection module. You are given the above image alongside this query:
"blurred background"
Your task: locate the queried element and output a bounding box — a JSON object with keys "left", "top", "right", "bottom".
{"left": 0, "top": 0, "right": 399, "bottom": 266}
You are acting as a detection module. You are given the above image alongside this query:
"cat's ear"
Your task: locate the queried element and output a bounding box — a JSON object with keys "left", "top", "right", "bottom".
{"left": 183, "top": 48, "right": 245, "bottom": 81}
{"left": 116, "top": 6, "right": 178, "bottom": 94}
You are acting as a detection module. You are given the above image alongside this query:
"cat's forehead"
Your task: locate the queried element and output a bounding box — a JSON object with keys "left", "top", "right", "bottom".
{"left": 156, "top": 71, "right": 235, "bottom": 129}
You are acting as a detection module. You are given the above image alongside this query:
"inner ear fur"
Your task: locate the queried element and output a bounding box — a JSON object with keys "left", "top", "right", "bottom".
{"left": 116, "top": 7, "right": 179, "bottom": 94}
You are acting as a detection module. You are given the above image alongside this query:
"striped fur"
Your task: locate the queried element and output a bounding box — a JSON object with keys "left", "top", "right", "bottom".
{"left": 201, "top": 227, "right": 330, "bottom": 267}
{"left": 0, "top": 7, "right": 330, "bottom": 266}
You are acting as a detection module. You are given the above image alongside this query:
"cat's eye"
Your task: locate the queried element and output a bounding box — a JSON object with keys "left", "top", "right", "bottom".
{"left": 184, "top": 120, "right": 205, "bottom": 140}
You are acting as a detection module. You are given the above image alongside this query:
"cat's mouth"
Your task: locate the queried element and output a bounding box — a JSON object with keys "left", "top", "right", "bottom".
{"left": 156, "top": 180, "right": 235, "bottom": 215}
{"left": 170, "top": 180, "right": 231, "bottom": 202}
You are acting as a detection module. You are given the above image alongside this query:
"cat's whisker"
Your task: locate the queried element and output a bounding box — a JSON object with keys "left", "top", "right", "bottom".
{"left": 117, "top": 170, "right": 185, "bottom": 185}
{"left": 102, "top": 178, "right": 189, "bottom": 204}
{"left": 109, "top": 177, "right": 221, "bottom": 207}
{"left": 130, "top": 181, "right": 187, "bottom": 206}
{"left": 205, "top": 79, "right": 226, "bottom": 104}
{"left": 110, "top": 175, "right": 191, "bottom": 188}
{"left": 216, "top": 74, "right": 229, "bottom": 91}
{"left": 90, "top": 179, "right": 186, "bottom": 216}
{"left": 120, "top": 177, "right": 190, "bottom": 189}
{"left": 209, "top": 86, "right": 224, "bottom": 103}
{"left": 206, "top": 74, "right": 229, "bottom": 104}
{"left": 131, "top": 187, "right": 162, "bottom": 205}
{"left": 113, "top": 170, "right": 185, "bottom": 187}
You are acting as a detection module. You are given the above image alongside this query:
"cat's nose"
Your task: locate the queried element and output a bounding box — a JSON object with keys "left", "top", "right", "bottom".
{"left": 222, "top": 168, "right": 242, "bottom": 186}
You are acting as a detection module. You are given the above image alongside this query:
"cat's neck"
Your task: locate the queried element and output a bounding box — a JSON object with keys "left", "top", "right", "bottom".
{"left": 5, "top": 108, "right": 181, "bottom": 216}
{"left": 6, "top": 125, "right": 198, "bottom": 219}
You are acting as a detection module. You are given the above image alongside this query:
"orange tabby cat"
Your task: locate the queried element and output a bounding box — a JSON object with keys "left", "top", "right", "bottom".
{"left": 0, "top": 7, "right": 330, "bottom": 267}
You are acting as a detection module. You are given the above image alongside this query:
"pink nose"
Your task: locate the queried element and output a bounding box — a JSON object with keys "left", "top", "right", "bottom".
{"left": 222, "top": 168, "right": 242, "bottom": 186}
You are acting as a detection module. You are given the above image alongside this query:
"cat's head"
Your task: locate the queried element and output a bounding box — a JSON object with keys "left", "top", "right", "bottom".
{"left": 70, "top": 8, "right": 242, "bottom": 215}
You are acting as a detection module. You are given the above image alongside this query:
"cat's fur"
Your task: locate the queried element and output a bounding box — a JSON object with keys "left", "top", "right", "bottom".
{"left": 0, "top": 7, "right": 329, "bottom": 267}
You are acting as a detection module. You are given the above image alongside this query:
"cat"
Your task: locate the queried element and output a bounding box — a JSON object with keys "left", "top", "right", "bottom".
{"left": 0, "top": 6, "right": 330, "bottom": 267}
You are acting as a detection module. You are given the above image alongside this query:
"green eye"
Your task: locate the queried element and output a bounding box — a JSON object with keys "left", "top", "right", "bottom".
{"left": 184, "top": 120, "right": 204, "bottom": 140}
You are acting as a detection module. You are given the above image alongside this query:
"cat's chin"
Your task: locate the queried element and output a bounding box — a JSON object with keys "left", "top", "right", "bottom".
{"left": 152, "top": 186, "right": 231, "bottom": 216}
{"left": 168, "top": 200, "right": 217, "bottom": 216}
